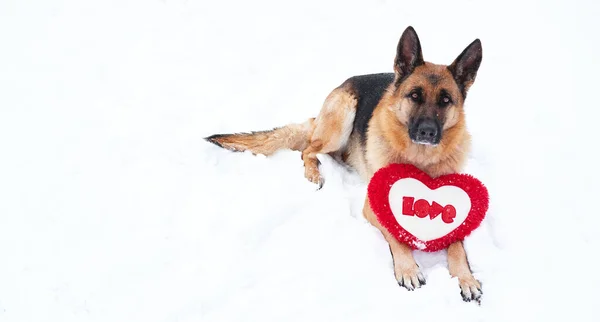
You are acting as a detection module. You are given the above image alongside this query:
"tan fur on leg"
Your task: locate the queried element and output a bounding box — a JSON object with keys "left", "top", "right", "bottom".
{"left": 448, "top": 241, "right": 482, "bottom": 302}
{"left": 300, "top": 87, "right": 357, "bottom": 187}
{"left": 363, "top": 197, "right": 425, "bottom": 290}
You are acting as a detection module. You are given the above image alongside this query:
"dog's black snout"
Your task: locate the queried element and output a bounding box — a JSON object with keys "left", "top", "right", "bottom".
{"left": 418, "top": 120, "right": 437, "bottom": 138}
{"left": 413, "top": 119, "right": 440, "bottom": 144}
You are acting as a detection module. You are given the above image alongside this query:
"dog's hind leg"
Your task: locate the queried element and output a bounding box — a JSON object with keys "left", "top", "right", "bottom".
{"left": 301, "top": 87, "right": 357, "bottom": 188}
{"left": 206, "top": 85, "right": 357, "bottom": 188}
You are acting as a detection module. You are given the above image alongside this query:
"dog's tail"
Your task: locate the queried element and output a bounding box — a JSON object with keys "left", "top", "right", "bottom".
{"left": 205, "top": 118, "right": 314, "bottom": 156}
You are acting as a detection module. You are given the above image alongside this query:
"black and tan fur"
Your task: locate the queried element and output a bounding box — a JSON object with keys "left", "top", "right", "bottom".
{"left": 206, "top": 27, "right": 484, "bottom": 302}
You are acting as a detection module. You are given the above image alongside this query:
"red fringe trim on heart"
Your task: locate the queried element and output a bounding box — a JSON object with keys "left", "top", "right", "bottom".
{"left": 367, "top": 163, "right": 489, "bottom": 252}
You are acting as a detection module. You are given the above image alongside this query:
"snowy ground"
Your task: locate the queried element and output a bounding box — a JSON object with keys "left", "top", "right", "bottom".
{"left": 1, "top": 0, "right": 600, "bottom": 321}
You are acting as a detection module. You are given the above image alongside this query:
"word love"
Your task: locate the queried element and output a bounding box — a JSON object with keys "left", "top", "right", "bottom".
{"left": 401, "top": 197, "right": 456, "bottom": 224}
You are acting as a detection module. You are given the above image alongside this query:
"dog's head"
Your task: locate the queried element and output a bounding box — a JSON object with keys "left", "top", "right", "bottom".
{"left": 390, "top": 27, "right": 482, "bottom": 146}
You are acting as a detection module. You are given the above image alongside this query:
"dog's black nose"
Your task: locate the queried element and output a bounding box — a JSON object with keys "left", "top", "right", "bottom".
{"left": 414, "top": 119, "right": 440, "bottom": 144}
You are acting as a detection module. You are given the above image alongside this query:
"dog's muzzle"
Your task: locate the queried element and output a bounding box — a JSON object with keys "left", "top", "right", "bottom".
{"left": 409, "top": 118, "right": 441, "bottom": 145}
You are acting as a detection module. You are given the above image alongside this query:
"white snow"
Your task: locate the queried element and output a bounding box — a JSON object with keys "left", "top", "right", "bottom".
{"left": 1, "top": 0, "right": 599, "bottom": 321}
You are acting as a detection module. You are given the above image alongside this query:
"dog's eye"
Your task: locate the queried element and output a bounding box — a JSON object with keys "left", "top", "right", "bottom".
{"left": 407, "top": 88, "right": 423, "bottom": 103}
{"left": 439, "top": 95, "right": 452, "bottom": 106}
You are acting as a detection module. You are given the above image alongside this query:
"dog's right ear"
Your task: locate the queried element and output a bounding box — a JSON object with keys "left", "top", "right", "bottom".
{"left": 394, "top": 26, "right": 424, "bottom": 82}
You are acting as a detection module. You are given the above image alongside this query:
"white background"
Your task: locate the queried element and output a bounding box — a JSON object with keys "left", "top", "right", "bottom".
{"left": 1, "top": 0, "right": 599, "bottom": 321}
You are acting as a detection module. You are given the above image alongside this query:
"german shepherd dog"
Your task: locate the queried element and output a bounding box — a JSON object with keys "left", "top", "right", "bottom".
{"left": 206, "top": 26, "right": 483, "bottom": 302}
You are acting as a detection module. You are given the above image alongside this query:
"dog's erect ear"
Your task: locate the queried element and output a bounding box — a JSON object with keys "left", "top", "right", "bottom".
{"left": 448, "top": 39, "right": 482, "bottom": 97}
{"left": 394, "top": 26, "right": 424, "bottom": 82}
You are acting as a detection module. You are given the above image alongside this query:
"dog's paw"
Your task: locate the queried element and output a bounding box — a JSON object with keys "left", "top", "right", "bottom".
{"left": 395, "top": 265, "right": 426, "bottom": 291}
{"left": 304, "top": 166, "right": 324, "bottom": 189}
{"left": 458, "top": 275, "right": 482, "bottom": 303}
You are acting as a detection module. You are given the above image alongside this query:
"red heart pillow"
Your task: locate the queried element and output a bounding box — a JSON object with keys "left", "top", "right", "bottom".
{"left": 367, "top": 164, "right": 489, "bottom": 252}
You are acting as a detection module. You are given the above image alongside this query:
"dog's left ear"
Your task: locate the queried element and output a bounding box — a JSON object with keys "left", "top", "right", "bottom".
{"left": 448, "top": 39, "right": 482, "bottom": 97}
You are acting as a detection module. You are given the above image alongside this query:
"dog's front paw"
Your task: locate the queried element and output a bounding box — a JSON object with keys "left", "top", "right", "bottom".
{"left": 395, "top": 265, "right": 426, "bottom": 291}
{"left": 458, "top": 275, "right": 482, "bottom": 303}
